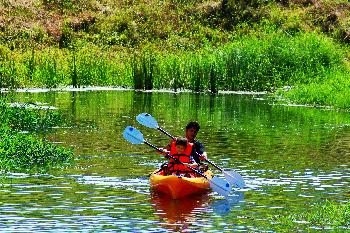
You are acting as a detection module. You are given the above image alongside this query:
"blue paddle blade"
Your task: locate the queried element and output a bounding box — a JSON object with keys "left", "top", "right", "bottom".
{"left": 210, "top": 176, "right": 231, "bottom": 197}
{"left": 136, "top": 113, "right": 159, "bottom": 129}
{"left": 123, "top": 126, "right": 145, "bottom": 144}
{"left": 223, "top": 170, "right": 245, "bottom": 188}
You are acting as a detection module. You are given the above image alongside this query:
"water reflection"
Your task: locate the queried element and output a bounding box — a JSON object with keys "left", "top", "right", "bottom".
{"left": 211, "top": 192, "right": 245, "bottom": 216}
{"left": 151, "top": 191, "right": 244, "bottom": 231}
{"left": 151, "top": 192, "right": 211, "bottom": 231}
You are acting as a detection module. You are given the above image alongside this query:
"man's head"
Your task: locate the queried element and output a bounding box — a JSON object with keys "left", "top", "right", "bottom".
{"left": 185, "top": 121, "right": 200, "bottom": 142}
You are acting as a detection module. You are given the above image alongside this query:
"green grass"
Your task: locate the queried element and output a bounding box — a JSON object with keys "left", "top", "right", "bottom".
{"left": 1, "top": 0, "right": 350, "bottom": 109}
{"left": 0, "top": 32, "right": 346, "bottom": 91}
{"left": 269, "top": 201, "right": 350, "bottom": 232}
{"left": 278, "top": 71, "right": 350, "bottom": 109}
{"left": 0, "top": 127, "right": 73, "bottom": 173}
{"left": 0, "top": 101, "right": 63, "bottom": 131}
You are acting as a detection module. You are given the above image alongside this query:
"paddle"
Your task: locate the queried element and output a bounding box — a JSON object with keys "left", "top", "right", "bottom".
{"left": 136, "top": 113, "right": 245, "bottom": 188}
{"left": 123, "top": 126, "right": 231, "bottom": 197}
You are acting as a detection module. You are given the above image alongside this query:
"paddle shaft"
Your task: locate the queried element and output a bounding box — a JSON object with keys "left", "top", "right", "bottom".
{"left": 158, "top": 127, "right": 175, "bottom": 140}
{"left": 143, "top": 140, "right": 211, "bottom": 180}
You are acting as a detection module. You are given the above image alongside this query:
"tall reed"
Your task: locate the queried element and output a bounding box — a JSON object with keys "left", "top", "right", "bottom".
{"left": 0, "top": 32, "right": 346, "bottom": 94}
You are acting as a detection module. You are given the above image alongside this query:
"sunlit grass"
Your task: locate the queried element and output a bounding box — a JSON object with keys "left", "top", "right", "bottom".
{"left": 0, "top": 127, "right": 73, "bottom": 173}
{"left": 269, "top": 201, "right": 350, "bottom": 232}
{"left": 278, "top": 71, "right": 350, "bottom": 109}
{"left": 1, "top": 29, "right": 349, "bottom": 109}
{"left": 1, "top": 32, "right": 345, "bottom": 90}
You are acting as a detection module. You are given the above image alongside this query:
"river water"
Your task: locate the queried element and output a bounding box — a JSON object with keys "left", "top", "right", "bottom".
{"left": 0, "top": 89, "right": 349, "bottom": 232}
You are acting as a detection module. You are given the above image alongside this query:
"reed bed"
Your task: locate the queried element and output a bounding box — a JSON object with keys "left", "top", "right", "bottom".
{"left": 279, "top": 71, "right": 350, "bottom": 109}
{"left": 0, "top": 32, "right": 348, "bottom": 104}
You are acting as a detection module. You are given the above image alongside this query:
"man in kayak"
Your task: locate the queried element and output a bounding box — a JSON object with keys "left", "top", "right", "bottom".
{"left": 184, "top": 121, "right": 207, "bottom": 164}
{"left": 160, "top": 121, "right": 208, "bottom": 173}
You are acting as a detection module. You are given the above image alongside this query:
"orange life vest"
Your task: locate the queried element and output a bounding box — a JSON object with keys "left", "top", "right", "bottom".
{"left": 167, "top": 140, "right": 195, "bottom": 174}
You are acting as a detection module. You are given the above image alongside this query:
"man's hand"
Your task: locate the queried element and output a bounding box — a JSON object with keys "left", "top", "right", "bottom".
{"left": 199, "top": 152, "right": 207, "bottom": 161}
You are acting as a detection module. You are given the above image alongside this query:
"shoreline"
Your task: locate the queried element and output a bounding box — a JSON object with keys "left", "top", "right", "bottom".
{"left": 0, "top": 86, "right": 268, "bottom": 95}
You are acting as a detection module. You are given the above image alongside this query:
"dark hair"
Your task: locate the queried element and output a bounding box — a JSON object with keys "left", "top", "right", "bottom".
{"left": 186, "top": 121, "right": 200, "bottom": 131}
{"left": 175, "top": 137, "right": 188, "bottom": 147}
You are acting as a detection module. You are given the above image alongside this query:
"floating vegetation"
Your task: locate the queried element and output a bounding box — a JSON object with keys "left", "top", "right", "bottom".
{"left": 0, "top": 98, "right": 73, "bottom": 173}
{"left": 0, "top": 127, "right": 73, "bottom": 173}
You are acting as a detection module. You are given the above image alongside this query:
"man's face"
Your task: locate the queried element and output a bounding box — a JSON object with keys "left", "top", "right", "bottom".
{"left": 185, "top": 127, "right": 198, "bottom": 142}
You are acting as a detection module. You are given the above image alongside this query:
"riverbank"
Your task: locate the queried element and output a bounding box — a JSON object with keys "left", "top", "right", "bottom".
{"left": 1, "top": 0, "right": 350, "bottom": 109}
{"left": 1, "top": 32, "right": 349, "bottom": 108}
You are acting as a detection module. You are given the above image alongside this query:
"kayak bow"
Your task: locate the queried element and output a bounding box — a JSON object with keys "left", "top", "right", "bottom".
{"left": 150, "top": 170, "right": 214, "bottom": 199}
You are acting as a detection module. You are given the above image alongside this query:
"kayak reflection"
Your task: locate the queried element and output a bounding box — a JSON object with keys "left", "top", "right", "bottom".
{"left": 151, "top": 191, "right": 210, "bottom": 231}
{"left": 151, "top": 191, "right": 209, "bottom": 220}
{"left": 150, "top": 191, "right": 244, "bottom": 231}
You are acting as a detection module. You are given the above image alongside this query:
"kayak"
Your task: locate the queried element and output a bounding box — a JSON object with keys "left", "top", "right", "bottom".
{"left": 149, "top": 170, "right": 213, "bottom": 199}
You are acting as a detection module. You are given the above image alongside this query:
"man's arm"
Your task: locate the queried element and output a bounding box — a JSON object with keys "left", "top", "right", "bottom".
{"left": 192, "top": 140, "right": 207, "bottom": 163}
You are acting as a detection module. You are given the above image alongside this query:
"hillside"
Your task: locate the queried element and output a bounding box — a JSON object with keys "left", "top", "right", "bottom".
{"left": 1, "top": 0, "right": 349, "bottom": 51}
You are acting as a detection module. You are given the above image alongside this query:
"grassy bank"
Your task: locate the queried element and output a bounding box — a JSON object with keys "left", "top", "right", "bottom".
{"left": 268, "top": 201, "right": 350, "bottom": 232}
{"left": 278, "top": 70, "right": 350, "bottom": 109}
{"left": 1, "top": 0, "right": 349, "bottom": 109}
{"left": 0, "top": 32, "right": 347, "bottom": 89}
{"left": 0, "top": 99, "right": 73, "bottom": 173}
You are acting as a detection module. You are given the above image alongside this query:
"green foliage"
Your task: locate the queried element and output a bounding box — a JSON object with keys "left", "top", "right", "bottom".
{"left": 278, "top": 70, "right": 350, "bottom": 109}
{"left": 131, "top": 53, "right": 156, "bottom": 90}
{"left": 42, "top": 0, "right": 73, "bottom": 9}
{"left": 139, "top": 32, "right": 345, "bottom": 92}
{"left": 0, "top": 127, "right": 73, "bottom": 173}
{"left": 41, "top": 0, "right": 93, "bottom": 11}
{"left": 269, "top": 201, "right": 350, "bottom": 231}
{"left": 0, "top": 101, "right": 63, "bottom": 131}
{"left": 222, "top": 0, "right": 275, "bottom": 26}
{"left": 0, "top": 98, "right": 73, "bottom": 173}
{"left": 0, "top": 32, "right": 347, "bottom": 94}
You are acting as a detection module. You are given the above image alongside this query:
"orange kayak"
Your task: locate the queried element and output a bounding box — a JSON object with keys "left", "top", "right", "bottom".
{"left": 149, "top": 170, "right": 213, "bottom": 199}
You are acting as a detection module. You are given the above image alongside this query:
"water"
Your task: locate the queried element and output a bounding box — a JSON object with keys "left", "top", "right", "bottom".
{"left": 1, "top": 89, "right": 349, "bottom": 232}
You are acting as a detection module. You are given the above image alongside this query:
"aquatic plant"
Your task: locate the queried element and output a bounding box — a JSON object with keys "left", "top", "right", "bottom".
{"left": 0, "top": 127, "right": 73, "bottom": 173}
{"left": 0, "top": 101, "right": 63, "bottom": 132}
{"left": 0, "top": 31, "right": 349, "bottom": 108}
{"left": 277, "top": 71, "right": 350, "bottom": 109}
{"left": 0, "top": 99, "right": 73, "bottom": 173}
{"left": 0, "top": 32, "right": 345, "bottom": 90}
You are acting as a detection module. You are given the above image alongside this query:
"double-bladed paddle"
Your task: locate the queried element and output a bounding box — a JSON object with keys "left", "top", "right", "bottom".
{"left": 123, "top": 126, "right": 231, "bottom": 197}
{"left": 136, "top": 113, "right": 245, "bottom": 188}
